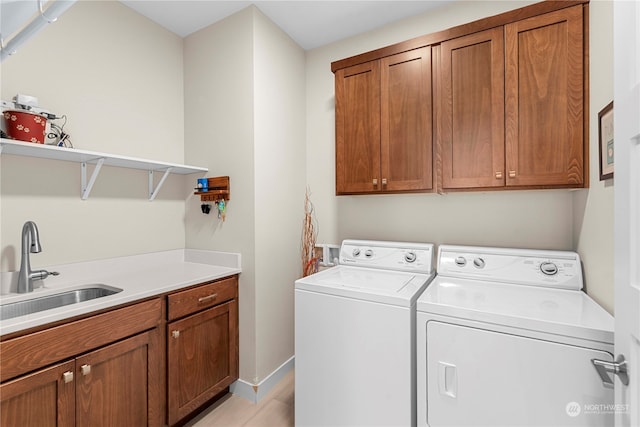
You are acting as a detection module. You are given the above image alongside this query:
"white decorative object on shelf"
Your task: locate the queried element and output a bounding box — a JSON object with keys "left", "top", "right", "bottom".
{"left": 0, "top": 138, "right": 208, "bottom": 200}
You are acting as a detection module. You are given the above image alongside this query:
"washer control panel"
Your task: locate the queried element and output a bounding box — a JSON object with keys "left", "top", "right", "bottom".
{"left": 437, "top": 245, "right": 583, "bottom": 290}
{"left": 340, "top": 240, "right": 434, "bottom": 274}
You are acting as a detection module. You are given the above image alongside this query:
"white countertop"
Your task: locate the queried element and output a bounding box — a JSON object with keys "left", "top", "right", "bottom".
{"left": 0, "top": 249, "right": 242, "bottom": 336}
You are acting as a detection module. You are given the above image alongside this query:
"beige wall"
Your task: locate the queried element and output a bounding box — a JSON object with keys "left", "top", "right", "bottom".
{"left": 306, "top": 1, "right": 615, "bottom": 312}
{"left": 252, "top": 9, "right": 306, "bottom": 381}
{"left": 574, "top": 0, "right": 614, "bottom": 313}
{"left": 183, "top": 6, "right": 306, "bottom": 382}
{"left": 1, "top": 1, "right": 186, "bottom": 271}
{"left": 183, "top": 6, "right": 258, "bottom": 383}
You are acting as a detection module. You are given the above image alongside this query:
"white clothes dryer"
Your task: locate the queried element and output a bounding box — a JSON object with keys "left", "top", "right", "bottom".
{"left": 295, "top": 240, "right": 436, "bottom": 427}
{"left": 416, "top": 245, "right": 615, "bottom": 427}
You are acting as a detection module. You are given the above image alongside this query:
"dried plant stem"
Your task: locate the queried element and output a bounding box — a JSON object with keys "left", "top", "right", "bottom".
{"left": 301, "top": 188, "right": 318, "bottom": 277}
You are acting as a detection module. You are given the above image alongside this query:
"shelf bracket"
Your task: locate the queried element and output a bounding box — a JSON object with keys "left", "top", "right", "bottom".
{"left": 149, "top": 167, "right": 173, "bottom": 201}
{"left": 81, "top": 158, "right": 104, "bottom": 200}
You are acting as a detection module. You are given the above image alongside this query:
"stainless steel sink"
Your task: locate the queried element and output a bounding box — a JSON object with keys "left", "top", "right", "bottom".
{"left": 0, "top": 285, "right": 123, "bottom": 321}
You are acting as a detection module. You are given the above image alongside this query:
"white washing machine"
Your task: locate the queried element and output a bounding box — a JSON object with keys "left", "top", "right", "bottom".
{"left": 416, "top": 245, "right": 615, "bottom": 427}
{"left": 295, "top": 240, "right": 436, "bottom": 427}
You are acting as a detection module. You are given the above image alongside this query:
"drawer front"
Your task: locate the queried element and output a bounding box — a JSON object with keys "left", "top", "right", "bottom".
{"left": 167, "top": 276, "right": 238, "bottom": 321}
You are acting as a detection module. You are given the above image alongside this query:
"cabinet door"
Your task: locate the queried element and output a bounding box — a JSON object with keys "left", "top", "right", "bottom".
{"left": 76, "top": 332, "right": 154, "bottom": 427}
{"left": 167, "top": 299, "right": 239, "bottom": 425}
{"left": 381, "top": 47, "right": 433, "bottom": 191}
{"left": 440, "top": 27, "right": 505, "bottom": 189}
{"left": 335, "top": 61, "right": 381, "bottom": 194}
{"left": 505, "top": 5, "right": 584, "bottom": 187}
{"left": 0, "top": 360, "right": 75, "bottom": 427}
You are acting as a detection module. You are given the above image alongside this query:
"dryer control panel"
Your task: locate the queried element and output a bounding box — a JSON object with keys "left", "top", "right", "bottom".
{"left": 340, "top": 240, "right": 435, "bottom": 274}
{"left": 437, "top": 245, "right": 583, "bottom": 290}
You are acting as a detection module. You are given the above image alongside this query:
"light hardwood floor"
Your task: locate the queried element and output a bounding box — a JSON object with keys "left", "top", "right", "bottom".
{"left": 187, "top": 370, "right": 294, "bottom": 427}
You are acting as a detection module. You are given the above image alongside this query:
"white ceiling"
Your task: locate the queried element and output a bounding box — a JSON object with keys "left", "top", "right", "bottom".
{"left": 119, "top": 1, "right": 451, "bottom": 50}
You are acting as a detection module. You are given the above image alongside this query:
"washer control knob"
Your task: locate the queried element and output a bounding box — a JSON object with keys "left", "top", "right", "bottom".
{"left": 352, "top": 248, "right": 361, "bottom": 257}
{"left": 473, "top": 258, "right": 485, "bottom": 269}
{"left": 455, "top": 256, "right": 466, "bottom": 267}
{"left": 404, "top": 251, "right": 417, "bottom": 263}
{"left": 364, "top": 249, "right": 374, "bottom": 258}
{"left": 540, "top": 262, "right": 558, "bottom": 276}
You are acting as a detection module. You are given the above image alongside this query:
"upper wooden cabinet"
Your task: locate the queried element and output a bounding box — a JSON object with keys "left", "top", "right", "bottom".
{"left": 335, "top": 61, "right": 381, "bottom": 194}
{"left": 381, "top": 48, "right": 433, "bottom": 192}
{"left": 440, "top": 5, "right": 585, "bottom": 190}
{"left": 440, "top": 27, "right": 505, "bottom": 189}
{"left": 333, "top": 1, "right": 588, "bottom": 194}
{"left": 505, "top": 5, "right": 585, "bottom": 187}
{"left": 335, "top": 47, "right": 433, "bottom": 194}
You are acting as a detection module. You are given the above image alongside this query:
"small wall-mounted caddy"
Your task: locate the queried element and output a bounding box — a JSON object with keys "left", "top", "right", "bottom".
{"left": 194, "top": 176, "right": 230, "bottom": 203}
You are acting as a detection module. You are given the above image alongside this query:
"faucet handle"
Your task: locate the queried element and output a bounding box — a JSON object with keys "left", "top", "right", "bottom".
{"left": 30, "top": 270, "right": 60, "bottom": 281}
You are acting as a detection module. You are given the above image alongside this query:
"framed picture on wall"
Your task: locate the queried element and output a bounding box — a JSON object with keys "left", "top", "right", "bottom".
{"left": 598, "top": 101, "right": 614, "bottom": 181}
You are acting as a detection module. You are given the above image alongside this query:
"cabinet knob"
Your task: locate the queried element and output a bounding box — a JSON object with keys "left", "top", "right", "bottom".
{"left": 80, "top": 364, "right": 91, "bottom": 376}
{"left": 172, "top": 330, "right": 180, "bottom": 339}
{"left": 62, "top": 371, "right": 74, "bottom": 383}
{"left": 509, "top": 170, "right": 516, "bottom": 178}
{"left": 372, "top": 178, "right": 378, "bottom": 186}
{"left": 381, "top": 178, "right": 387, "bottom": 185}
{"left": 495, "top": 171, "right": 503, "bottom": 179}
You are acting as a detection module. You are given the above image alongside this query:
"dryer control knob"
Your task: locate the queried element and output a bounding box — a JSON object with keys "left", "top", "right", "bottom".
{"left": 364, "top": 249, "right": 374, "bottom": 258}
{"left": 540, "top": 262, "right": 558, "bottom": 276}
{"left": 473, "top": 258, "right": 485, "bottom": 269}
{"left": 455, "top": 256, "right": 466, "bottom": 267}
{"left": 352, "top": 248, "right": 361, "bottom": 257}
{"left": 404, "top": 251, "right": 417, "bottom": 263}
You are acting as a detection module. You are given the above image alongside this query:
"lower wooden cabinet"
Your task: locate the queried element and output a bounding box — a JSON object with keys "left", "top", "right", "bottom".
{"left": 0, "top": 331, "right": 158, "bottom": 427}
{"left": 0, "top": 275, "right": 239, "bottom": 427}
{"left": 0, "top": 298, "right": 163, "bottom": 427}
{"left": 1, "top": 360, "right": 75, "bottom": 427}
{"left": 76, "top": 332, "right": 156, "bottom": 427}
{"left": 166, "top": 277, "right": 239, "bottom": 425}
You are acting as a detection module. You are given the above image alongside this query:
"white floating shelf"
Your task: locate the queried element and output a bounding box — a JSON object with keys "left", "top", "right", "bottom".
{"left": 0, "top": 138, "right": 208, "bottom": 200}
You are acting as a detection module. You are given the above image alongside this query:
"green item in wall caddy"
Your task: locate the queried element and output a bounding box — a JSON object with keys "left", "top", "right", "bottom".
{"left": 217, "top": 199, "right": 226, "bottom": 221}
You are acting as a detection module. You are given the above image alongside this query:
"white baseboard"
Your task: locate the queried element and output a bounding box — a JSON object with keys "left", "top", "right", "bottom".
{"left": 230, "top": 356, "right": 295, "bottom": 404}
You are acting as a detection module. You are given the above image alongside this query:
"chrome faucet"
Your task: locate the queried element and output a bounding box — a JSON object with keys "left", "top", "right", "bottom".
{"left": 17, "top": 221, "right": 58, "bottom": 293}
